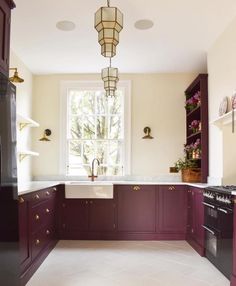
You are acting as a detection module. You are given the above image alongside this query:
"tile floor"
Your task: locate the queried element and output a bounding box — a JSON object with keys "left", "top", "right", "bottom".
{"left": 27, "top": 240, "right": 230, "bottom": 286}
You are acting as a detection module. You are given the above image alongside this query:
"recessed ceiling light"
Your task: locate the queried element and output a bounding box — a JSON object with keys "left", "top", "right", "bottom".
{"left": 56, "top": 21, "right": 76, "bottom": 31}
{"left": 134, "top": 19, "right": 154, "bottom": 30}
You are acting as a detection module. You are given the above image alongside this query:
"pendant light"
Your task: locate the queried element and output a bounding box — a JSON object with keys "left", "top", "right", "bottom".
{"left": 9, "top": 68, "right": 24, "bottom": 83}
{"left": 95, "top": 0, "right": 123, "bottom": 58}
{"left": 102, "top": 58, "right": 119, "bottom": 97}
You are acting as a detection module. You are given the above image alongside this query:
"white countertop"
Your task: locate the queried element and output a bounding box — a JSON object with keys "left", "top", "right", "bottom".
{"left": 18, "top": 180, "right": 209, "bottom": 195}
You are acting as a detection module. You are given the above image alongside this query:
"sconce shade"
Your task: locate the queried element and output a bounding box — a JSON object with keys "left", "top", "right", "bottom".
{"left": 9, "top": 68, "right": 24, "bottom": 83}
{"left": 39, "top": 129, "right": 51, "bottom": 141}
{"left": 95, "top": 6, "right": 123, "bottom": 57}
{"left": 102, "top": 66, "right": 119, "bottom": 97}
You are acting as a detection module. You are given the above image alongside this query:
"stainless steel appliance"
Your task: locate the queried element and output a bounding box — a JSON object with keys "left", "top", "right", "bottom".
{"left": 203, "top": 186, "right": 235, "bottom": 280}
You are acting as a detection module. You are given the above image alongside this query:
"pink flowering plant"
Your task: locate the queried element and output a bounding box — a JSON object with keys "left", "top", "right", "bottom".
{"left": 189, "top": 120, "right": 200, "bottom": 133}
{"left": 185, "top": 91, "right": 201, "bottom": 112}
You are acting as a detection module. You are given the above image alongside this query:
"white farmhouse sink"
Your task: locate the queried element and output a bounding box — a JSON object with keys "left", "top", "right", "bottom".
{"left": 65, "top": 181, "right": 113, "bottom": 199}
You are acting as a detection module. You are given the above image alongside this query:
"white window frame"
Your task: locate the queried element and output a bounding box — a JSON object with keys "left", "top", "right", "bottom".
{"left": 59, "top": 80, "right": 131, "bottom": 178}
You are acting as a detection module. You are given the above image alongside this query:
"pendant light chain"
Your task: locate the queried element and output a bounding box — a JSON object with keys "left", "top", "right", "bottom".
{"left": 107, "top": 0, "right": 110, "bottom": 7}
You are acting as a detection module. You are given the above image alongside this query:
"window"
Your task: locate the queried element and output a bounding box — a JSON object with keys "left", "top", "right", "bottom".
{"left": 60, "top": 81, "right": 131, "bottom": 177}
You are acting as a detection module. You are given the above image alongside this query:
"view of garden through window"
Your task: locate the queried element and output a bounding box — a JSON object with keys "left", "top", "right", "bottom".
{"left": 67, "top": 88, "right": 124, "bottom": 176}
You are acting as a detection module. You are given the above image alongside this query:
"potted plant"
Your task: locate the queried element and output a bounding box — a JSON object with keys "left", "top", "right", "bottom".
{"left": 174, "top": 157, "right": 201, "bottom": 183}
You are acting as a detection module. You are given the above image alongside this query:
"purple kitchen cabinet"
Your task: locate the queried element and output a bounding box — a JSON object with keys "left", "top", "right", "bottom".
{"left": 116, "top": 185, "right": 156, "bottom": 232}
{"left": 186, "top": 187, "right": 204, "bottom": 256}
{"left": 89, "top": 199, "right": 116, "bottom": 232}
{"left": 158, "top": 185, "right": 187, "bottom": 234}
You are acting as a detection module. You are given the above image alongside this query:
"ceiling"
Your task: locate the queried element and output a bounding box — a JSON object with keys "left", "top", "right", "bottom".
{"left": 11, "top": 0, "right": 236, "bottom": 74}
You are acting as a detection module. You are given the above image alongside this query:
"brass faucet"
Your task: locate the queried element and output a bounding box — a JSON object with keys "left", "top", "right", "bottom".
{"left": 88, "top": 158, "right": 100, "bottom": 181}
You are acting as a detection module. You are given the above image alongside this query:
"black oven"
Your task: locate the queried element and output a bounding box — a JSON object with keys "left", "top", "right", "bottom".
{"left": 203, "top": 187, "right": 234, "bottom": 280}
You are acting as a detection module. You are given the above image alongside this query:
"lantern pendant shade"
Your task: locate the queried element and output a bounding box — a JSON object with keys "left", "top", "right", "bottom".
{"left": 95, "top": 6, "right": 123, "bottom": 58}
{"left": 102, "top": 66, "right": 119, "bottom": 97}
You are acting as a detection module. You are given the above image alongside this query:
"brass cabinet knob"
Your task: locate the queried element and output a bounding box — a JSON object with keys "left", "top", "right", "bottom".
{"left": 53, "top": 187, "right": 57, "bottom": 191}
{"left": 133, "top": 186, "right": 141, "bottom": 191}
{"left": 36, "top": 239, "right": 40, "bottom": 245}
{"left": 35, "top": 214, "right": 40, "bottom": 220}
{"left": 85, "top": 201, "right": 88, "bottom": 205}
{"left": 19, "top": 197, "right": 25, "bottom": 204}
{"left": 46, "top": 191, "right": 50, "bottom": 196}
{"left": 168, "top": 186, "right": 175, "bottom": 191}
{"left": 35, "top": 194, "right": 40, "bottom": 200}
{"left": 90, "top": 201, "right": 93, "bottom": 204}
{"left": 46, "top": 230, "right": 50, "bottom": 235}
{"left": 46, "top": 208, "right": 50, "bottom": 213}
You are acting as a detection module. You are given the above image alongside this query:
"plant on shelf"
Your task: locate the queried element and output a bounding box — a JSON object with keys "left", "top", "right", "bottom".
{"left": 189, "top": 120, "right": 201, "bottom": 134}
{"left": 174, "top": 157, "right": 201, "bottom": 183}
{"left": 185, "top": 91, "right": 201, "bottom": 112}
{"left": 184, "top": 139, "right": 201, "bottom": 160}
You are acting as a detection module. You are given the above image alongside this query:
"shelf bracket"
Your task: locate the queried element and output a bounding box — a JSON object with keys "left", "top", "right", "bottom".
{"left": 19, "top": 122, "right": 31, "bottom": 131}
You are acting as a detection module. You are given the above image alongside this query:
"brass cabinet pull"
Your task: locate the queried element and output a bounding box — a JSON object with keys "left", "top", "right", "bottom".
{"left": 85, "top": 201, "right": 88, "bottom": 205}
{"left": 46, "top": 208, "right": 50, "bottom": 213}
{"left": 53, "top": 187, "right": 57, "bottom": 192}
{"left": 35, "top": 214, "right": 40, "bottom": 220}
{"left": 46, "top": 230, "right": 50, "bottom": 235}
{"left": 46, "top": 191, "right": 50, "bottom": 196}
{"left": 133, "top": 186, "right": 140, "bottom": 191}
{"left": 36, "top": 239, "right": 40, "bottom": 245}
{"left": 19, "top": 197, "right": 25, "bottom": 204}
{"left": 90, "top": 201, "right": 93, "bottom": 204}
{"left": 35, "top": 194, "right": 40, "bottom": 200}
{"left": 168, "top": 186, "right": 175, "bottom": 191}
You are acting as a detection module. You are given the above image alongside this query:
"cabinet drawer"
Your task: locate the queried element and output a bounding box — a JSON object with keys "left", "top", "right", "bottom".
{"left": 31, "top": 225, "right": 55, "bottom": 261}
{"left": 31, "top": 199, "right": 56, "bottom": 233}
{"left": 159, "top": 185, "right": 186, "bottom": 192}
{"left": 31, "top": 186, "right": 58, "bottom": 206}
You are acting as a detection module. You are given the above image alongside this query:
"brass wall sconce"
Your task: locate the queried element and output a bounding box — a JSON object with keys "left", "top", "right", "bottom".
{"left": 142, "top": 127, "right": 154, "bottom": 139}
{"left": 39, "top": 129, "right": 52, "bottom": 141}
{"left": 9, "top": 68, "right": 24, "bottom": 83}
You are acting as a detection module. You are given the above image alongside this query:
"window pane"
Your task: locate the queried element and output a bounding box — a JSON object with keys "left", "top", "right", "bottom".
{"left": 96, "top": 91, "right": 107, "bottom": 114}
{"left": 106, "top": 166, "right": 123, "bottom": 176}
{"left": 70, "top": 116, "right": 82, "bottom": 139}
{"left": 97, "top": 141, "right": 108, "bottom": 164}
{"left": 96, "top": 116, "right": 107, "bottom": 139}
{"left": 83, "top": 116, "right": 95, "bottom": 139}
{"left": 109, "top": 141, "right": 122, "bottom": 165}
{"left": 109, "top": 116, "right": 122, "bottom": 139}
{"left": 68, "top": 165, "right": 89, "bottom": 176}
{"left": 69, "top": 90, "right": 83, "bottom": 115}
{"left": 69, "top": 141, "right": 82, "bottom": 164}
{"left": 82, "top": 91, "right": 95, "bottom": 114}
{"left": 83, "top": 141, "right": 95, "bottom": 164}
{"left": 108, "top": 91, "right": 122, "bottom": 114}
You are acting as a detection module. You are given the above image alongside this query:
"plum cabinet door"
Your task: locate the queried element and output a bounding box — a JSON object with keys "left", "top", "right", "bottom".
{"left": 187, "top": 189, "right": 194, "bottom": 237}
{"left": 62, "top": 199, "right": 89, "bottom": 232}
{"left": 116, "top": 185, "right": 156, "bottom": 232}
{"left": 89, "top": 199, "right": 116, "bottom": 232}
{"left": 159, "top": 185, "right": 187, "bottom": 233}
{"left": 192, "top": 187, "right": 204, "bottom": 247}
{"left": 18, "top": 196, "right": 31, "bottom": 273}
{"left": 0, "top": 0, "right": 11, "bottom": 75}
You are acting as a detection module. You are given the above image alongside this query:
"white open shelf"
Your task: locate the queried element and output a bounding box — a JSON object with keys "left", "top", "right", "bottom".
{"left": 18, "top": 151, "right": 39, "bottom": 162}
{"left": 210, "top": 110, "right": 236, "bottom": 128}
{"left": 17, "top": 113, "right": 40, "bottom": 131}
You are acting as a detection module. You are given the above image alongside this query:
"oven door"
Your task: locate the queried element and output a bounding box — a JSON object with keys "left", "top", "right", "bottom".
{"left": 203, "top": 201, "right": 218, "bottom": 229}
{"left": 202, "top": 225, "right": 220, "bottom": 267}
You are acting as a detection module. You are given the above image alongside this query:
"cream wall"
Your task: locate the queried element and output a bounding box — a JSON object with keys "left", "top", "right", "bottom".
{"left": 207, "top": 17, "right": 236, "bottom": 184}
{"left": 10, "top": 51, "right": 33, "bottom": 183}
{"left": 32, "top": 73, "right": 195, "bottom": 179}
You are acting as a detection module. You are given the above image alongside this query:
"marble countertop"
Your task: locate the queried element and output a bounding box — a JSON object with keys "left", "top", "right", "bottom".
{"left": 18, "top": 180, "right": 209, "bottom": 195}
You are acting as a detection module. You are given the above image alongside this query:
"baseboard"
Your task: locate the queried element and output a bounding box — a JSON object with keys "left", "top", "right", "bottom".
{"left": 186, "top": 236, "right": 205, "bottom": 256}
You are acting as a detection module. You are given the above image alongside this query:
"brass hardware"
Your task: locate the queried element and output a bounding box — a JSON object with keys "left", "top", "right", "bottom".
{"left": 35, "top": 194, "right": 40, "bottom": 200}
{"left": 90, "top": 201, "right": 93, "bottom": 204}
{"left": 9, "top": 68, "right": 24, "bottom": 83}
{"left": 142, "top": 126, "right": 154, "bottom": 139}
{"left": 19, "top": 122, "right": 30, "bottom": 131}
{"left": 113, "top": 224, "right": 116, "bottom": 229}
{"left": 88, "top": 158, "right": 100, "bottom": 181}
{"left": 85, "top": 201, "right": 88, "bottom": 205}
{"left": 46, "top": 230, "right": 50, "bottom": 235}
{"left": 53, "top": 187, "right": 57, "bottom": 191}
{"left": 169, "top": 167, "right": 178, "bottom": 173}
{"left": 133, "top": 186, "right": 140, "bottom": 191}
{"left": 46, "top": 191, "right": 50, "bottom": 196}
{"left": 36, "top": 239, "right": 40, "bottom": 245}
{"left": 39, "top": 129, "right": 52, "bottom": 141}
{"left": 19, "top": 197, "right": 25, "bottom": 204}
{"left": 168, "top": 186, "right": 175, "bottom": 191}
{"left": 35, "top": 214, "right": 40, "bottom": 220}
{"left": 46, "top": 208, "right": 50, "bottom": 213}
